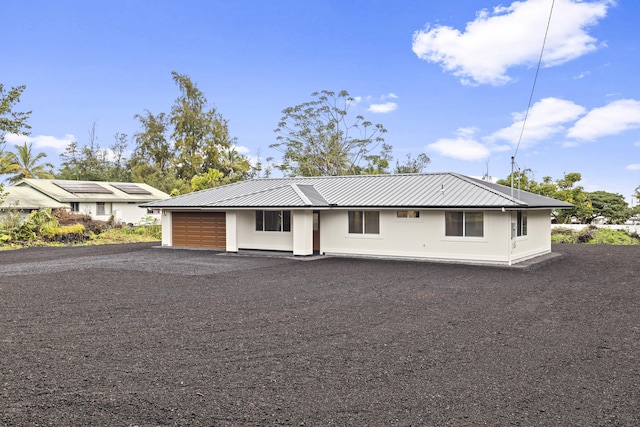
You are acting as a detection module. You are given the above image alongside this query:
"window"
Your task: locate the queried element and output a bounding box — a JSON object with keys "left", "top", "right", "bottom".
{"left": 517, "top": 211, "right": 527, "bottom": 236}
{"left": 70, "top": 202, "right": 80, "bottom": 212}
{"left": 397, "top": 210, "right": 420, "bottom": 218}
{"left": 445, "top": 211, "right": 484, "bottom": 237}
{"left": 348, "top": 211, "right": 380, "bottom": 234}
{"left": 96, "top": 202, "right": 111, "bottom": 216}
{"left": 255, "top": 210, "right": 291, "bottom": 232}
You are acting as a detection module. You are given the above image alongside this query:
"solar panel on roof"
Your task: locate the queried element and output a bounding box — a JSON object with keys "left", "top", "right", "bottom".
{"left": 53, "top": 181, "right": 113, "bottom": 194}
{"left": 110, "top": 183, "right": 152, "bottom": 195}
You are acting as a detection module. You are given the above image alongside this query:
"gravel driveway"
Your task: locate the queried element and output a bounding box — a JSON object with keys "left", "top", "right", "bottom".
{"left": 1, "top": 243, "right": 638, "bottom": 426}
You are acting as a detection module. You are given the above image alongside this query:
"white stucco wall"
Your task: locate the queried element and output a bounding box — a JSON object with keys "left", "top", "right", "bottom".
{"left": 319, "top": 209, "right": 547, "bottom": 264}
{"left": 236, "top": 210, "right": 294, "bottom": 251}
{"left": 114, "top": 203, "right": 160, "bottom": 224}
{"left": 74, "top": 202, "right": 158, "bottom": 224}
{"left": 226, "top": 211, "right": 238, "bottom": 252}
{"left": 161, "top": 207, "right": 553, "bottom": 264}
{"left": 292, "top": 210, "right": 313, "bottom": 256}
{"left": 510, "top": 209, "right": 552, "bottom": 263}
{"left": 161, "top": 210, "right": 172, "bottom": 246}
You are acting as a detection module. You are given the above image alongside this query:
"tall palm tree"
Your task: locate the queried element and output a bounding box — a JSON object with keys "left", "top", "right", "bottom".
{"left": 0, "top": 146, "right": 13, "bottom": 176}
{"left": 6, "top": 142, "right": 55, "bottom": 184}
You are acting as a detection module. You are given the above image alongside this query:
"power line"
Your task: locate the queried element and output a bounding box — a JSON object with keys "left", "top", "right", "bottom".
{"left": 513, "top": 0, "right": 555, "bottom": 159}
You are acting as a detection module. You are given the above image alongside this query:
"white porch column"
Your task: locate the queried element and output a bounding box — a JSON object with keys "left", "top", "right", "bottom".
{"left": 226, "top": 210, "right": 239, "bottom": 252}
{"left": 161, "top": 210, "right": 172, "bottom": 246}
{"left": 293, "top": 210, "right": 313, "bottom": 256}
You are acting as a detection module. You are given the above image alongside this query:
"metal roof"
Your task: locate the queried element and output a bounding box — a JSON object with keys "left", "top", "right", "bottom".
{"left": 15, "top": 179, "right": 170, "bottom": 203}
{"left": 1, "top": 185, "right": 68, "bottom": 210}
{"left": 144, "top": 173, "right": 573, "bottom": 209}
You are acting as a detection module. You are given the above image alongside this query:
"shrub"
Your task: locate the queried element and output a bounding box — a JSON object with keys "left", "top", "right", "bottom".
{"left": 54, "top": 209, "right": 107, "bottom": 235}
{"left": 551, "top": 227, "right": 577, "bottom": 244}
{"left": 576, "top": 226, "right": 596, "bottom": 243}
{"left": 588, "top": 228, "right": 640, "bottom": 245}
{"left": 551, "top": 226, "right": 640, "bottom": 245}
{"left": 41, "top": 223, "right": 86, "bottom": 243}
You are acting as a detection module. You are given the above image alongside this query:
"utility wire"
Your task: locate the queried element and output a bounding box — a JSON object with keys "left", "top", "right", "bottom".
{"left": 514, "top": 0, "right": 555, "bottom": 159}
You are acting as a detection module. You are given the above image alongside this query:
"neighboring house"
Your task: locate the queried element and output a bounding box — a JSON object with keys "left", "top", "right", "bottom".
{"left": 6, "top": 179, "right": 170, "bottom": 224}
{"left": 143, "top": 173, "right": 572, "bottom": 265}
{"left": 0, "top": 185, "right": 68, "bottom": 219}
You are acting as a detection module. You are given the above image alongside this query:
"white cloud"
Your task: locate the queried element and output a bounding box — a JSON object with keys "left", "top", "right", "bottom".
{"left": 4, "top": 133, "right": 76, "bottom": 151}
{"left": 350, "top": 96, "right": 362, "bottom": 106}
{"left": 487, "top": 97, "right": 586, "bottom": 147}
{"left": 368, "top": 102, "right": 398, "bottom": 114}
{"left": 412, "top": 0, "right": 612, "bottom": 85}
{"left": 567, "top": 99, "right": 640, "bottom": 140}
{"left": 573, "top": 71, "right": 591, "bottom": 79}
{"left": 625, "top": 164, "right": 640, "bottom": 171}
{"left": 634, "top": 141, "right": 640, "bottom": 147}
{"left": 427, "top": 128, "right": 490, "bottom": 161}
{"left": 381, "top": 93, "right": 398, "bottom": 100}
{"left": 233, "top": 145, "right": 250, "bottom": 154}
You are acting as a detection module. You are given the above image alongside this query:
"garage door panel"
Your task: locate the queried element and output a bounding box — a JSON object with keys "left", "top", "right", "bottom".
{"left": 172, "top": 212, "right": 226, "bottom": 248}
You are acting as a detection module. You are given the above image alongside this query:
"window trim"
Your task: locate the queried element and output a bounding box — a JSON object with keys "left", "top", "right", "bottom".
{"left": 517, "top": 211, "right": 528, "bottom": 237}
{"left": 255, "top": 210, "right": 291, "bottom": 232}
{"left": 444, "top": 211, "right": 484, "bottom": 238}
{"left": 96, "top": 202, "right": 112, "bottom": 216}
{"left": 396, "top": 210, "right": 421, "bottom": 219}
{"left": 348, "top": 210, "right": 380, "bottom": 235}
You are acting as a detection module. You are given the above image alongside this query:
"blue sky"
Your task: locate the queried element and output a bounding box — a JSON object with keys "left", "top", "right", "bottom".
{"left": 3, "top": 0, "right": 639, "bottom": 203}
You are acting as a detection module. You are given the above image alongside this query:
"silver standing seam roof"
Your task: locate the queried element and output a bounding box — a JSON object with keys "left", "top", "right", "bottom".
{"left": 143, "top": 173, "right": 573, "bottom": 210}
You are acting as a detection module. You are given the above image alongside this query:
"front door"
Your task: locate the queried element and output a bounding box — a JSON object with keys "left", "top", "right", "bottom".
{"left": 313, "top": 211, "right": 320, "bottom": 254}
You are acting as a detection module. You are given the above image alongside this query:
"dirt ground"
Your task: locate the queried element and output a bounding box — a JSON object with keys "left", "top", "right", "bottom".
{"left": 1, "top": 243, "right": 638, "bottom": 426}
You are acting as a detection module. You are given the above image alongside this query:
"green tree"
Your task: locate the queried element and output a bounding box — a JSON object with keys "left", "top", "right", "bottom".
{"left": 4, "top": 142, "right": 55, "bottom": 183}
{"left": 1, "top": 83, "right": 32, "bottom": 203}
{"left": 128, "top": 110, "right": 189, "bottom": 194}
{"left": 57, "top": 123, "right": 111, "bottom": 181}
{"left": 584, "top": 191, "right": 629, "bottom": 224}
{"left": 189, "top": 148, "right": 254, "bottom": 192}
{"left": 191, "top": 168, "right": 226, "bottom": 192}
{"left": 394, "top": 153, "right": 431, "bottom": 174}
{"left": 109, "top": 132, "right": 130, "bottom": 182}
{"left": 170, "top": 71, "right": 236, "bottom": 180}
{"left": 497, "top": 171, "right": 592, "bottom": 223}
{"left": 131, "top": 110, "right": 172, "bottom": 174}
{"left": 496, "top": 168, "right": 537, "bottom": 192}
{"left": 0, "top": 84, "right": 31, "bottom": 144}
{"left": 219, "top": 146, "right": 253, "bottom": 182}
{"left": 555, "top": 172, "right": 592, "bottom": 224}
{"left": 272, "top": 90, "right": 388, "bottom": 176}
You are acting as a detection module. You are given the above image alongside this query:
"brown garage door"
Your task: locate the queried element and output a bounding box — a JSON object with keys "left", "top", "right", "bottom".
{"left": 172, "top": 212, "right": 226, "bottom": 248}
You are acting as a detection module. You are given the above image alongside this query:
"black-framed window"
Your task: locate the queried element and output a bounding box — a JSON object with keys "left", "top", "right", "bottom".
{"left": 517, "top": 211, "right": 527, "bottom": 236}
{"left": 348, "top": 211, "right": 380, "bottom": 234}
{"left": 255, "top": 210, "right": 291, "bottom": 232}
{"left": 397, "top": 210, "right": 420, "bottom": 218}
{"left": 445, "top": 211, "right": 484, "bottom": 237}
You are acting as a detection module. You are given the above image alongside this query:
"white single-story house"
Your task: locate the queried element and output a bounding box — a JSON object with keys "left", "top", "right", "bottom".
{"left": 143, "top": 173, "right": 572, "bottom": 265}
{"left": 0, "top": 184, "right": 68, "bottom": 219}
{"left": 4, "top": 179, "right": 170, "bottom": 224}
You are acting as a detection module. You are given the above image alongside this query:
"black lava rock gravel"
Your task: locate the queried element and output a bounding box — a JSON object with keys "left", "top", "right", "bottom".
{"left": 1, "top": 243, "right": 638, "bottom": 426}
